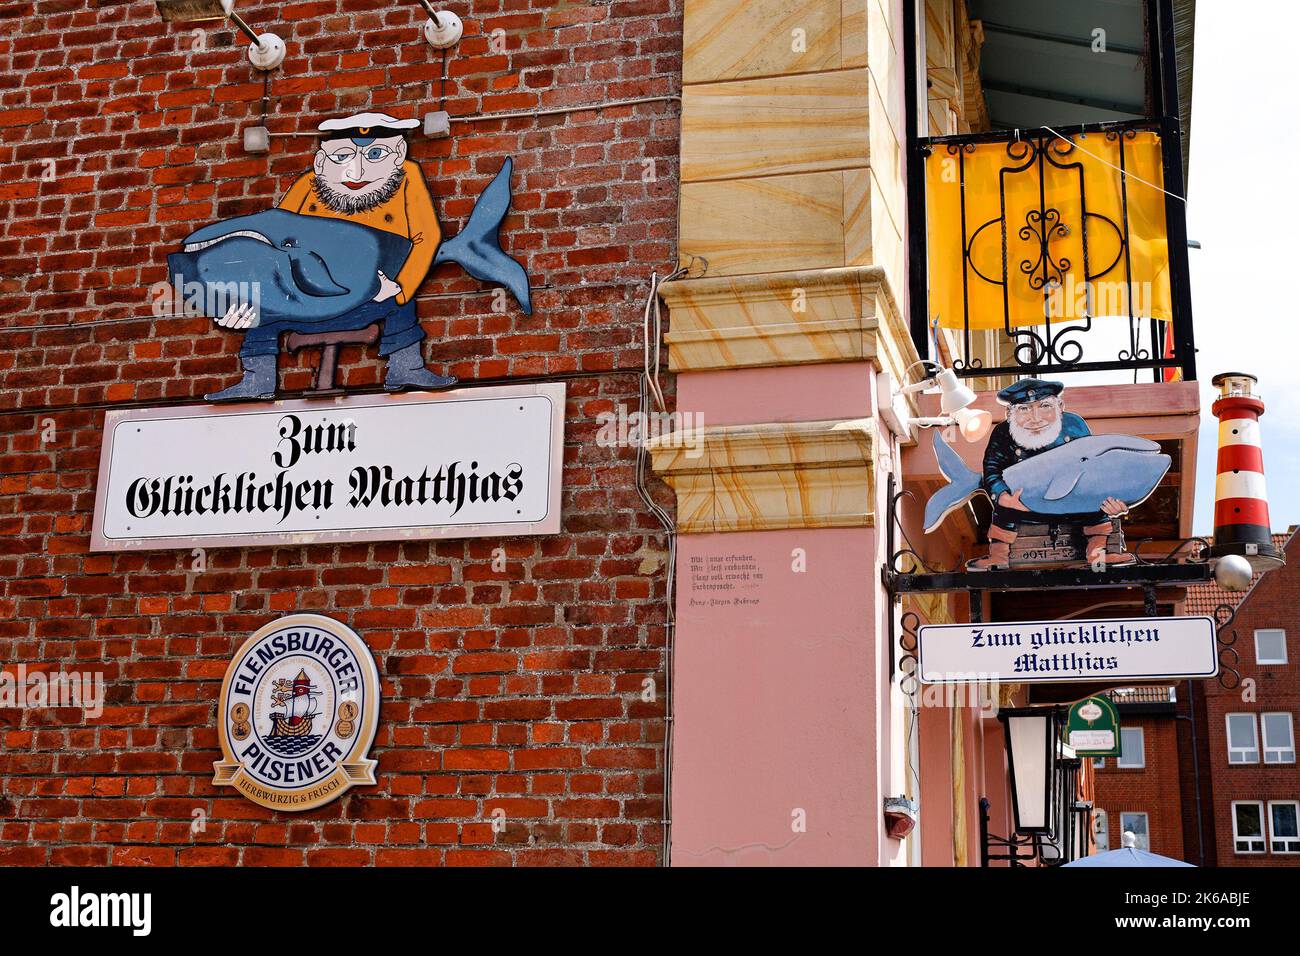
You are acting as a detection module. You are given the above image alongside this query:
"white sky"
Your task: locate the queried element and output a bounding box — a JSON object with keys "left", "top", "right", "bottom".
{"left": 1188, "top": 1, "right": 1300, "bottom": 534}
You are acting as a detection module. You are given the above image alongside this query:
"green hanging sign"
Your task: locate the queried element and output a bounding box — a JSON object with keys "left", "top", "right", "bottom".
{"left": 1066, "top": 695, "right": 1122, "bottom": 756}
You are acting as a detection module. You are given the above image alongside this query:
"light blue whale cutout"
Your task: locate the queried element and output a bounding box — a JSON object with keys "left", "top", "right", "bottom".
{"left": 168, "top": 157, "right": 532, "bottom": 323}
{"left": 922, "top": 429, "right": 1172, "bottom": 533}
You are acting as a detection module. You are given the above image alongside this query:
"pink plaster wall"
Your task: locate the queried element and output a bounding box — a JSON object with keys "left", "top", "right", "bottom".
{"left": 674, "top": 363, "right": 875, "bottom": 427}
{"left": 919, "top": 702, "right": 955, "bottom": 865}
{"left": 669, "top": 527, "right": 880, "bottom": 866}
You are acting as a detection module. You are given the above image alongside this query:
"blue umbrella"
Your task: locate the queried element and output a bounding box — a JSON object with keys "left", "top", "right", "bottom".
{"left": 1064, "top": 831, "right": 1194, "bottom": 867}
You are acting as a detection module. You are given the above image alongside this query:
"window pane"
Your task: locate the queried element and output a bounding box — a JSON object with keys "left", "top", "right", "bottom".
{"left": 1256, "top": 629, "right": 1287, "bottom": 665}
{"left": 1227, "top": 714, "right": 1260, "bottom": 762}
{"left": 1118, "top": 727, "right": 1145, "bottom": 767}
{"left": 1263, "top": 713, "right": 1295, "bottom": 763}
{"left": 1227, "top": 714, "right": 1254, "bottom": 745}
{"left": 1235, "top": 803, "right": 1263, "bottom": 837}
{"left": 1272, "top": 804, "right": 1298, "bottom": 838}
{"left": 1120, "top": 812, "right": 1149, "bottom": 850}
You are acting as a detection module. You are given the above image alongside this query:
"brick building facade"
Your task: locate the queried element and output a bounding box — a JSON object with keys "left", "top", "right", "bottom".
{"left": 1191, "top": 531, "right": 1300, "bottom": 866}
{"left": 0, "top": 0, "right": 682, "bottom": 866}
{"left": 1094, "top": 532, "right": 1300, "bottom": 867}
{"left": 1092, "top": 701, "right": 1185, "bottom": 860}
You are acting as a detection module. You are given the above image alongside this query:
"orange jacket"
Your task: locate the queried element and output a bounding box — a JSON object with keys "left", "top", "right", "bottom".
{"left": 278, "top": 160, "right": 440, "bottom": 305}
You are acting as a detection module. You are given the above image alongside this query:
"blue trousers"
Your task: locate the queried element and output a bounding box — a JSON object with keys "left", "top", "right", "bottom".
{"left": 239, "top": 299, "right": 424, "bottom": 359}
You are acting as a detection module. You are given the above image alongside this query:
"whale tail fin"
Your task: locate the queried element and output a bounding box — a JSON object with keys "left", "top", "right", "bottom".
{"left": 923, "top": 430, "right": 983, "bottom": 532}
{"left": 433, "top": 157, "right": 533, "bottom": 314}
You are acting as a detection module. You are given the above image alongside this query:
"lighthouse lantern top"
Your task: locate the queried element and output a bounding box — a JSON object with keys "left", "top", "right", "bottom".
{"left": 1211, "top": 372, "right": 1259, "bottom": 399}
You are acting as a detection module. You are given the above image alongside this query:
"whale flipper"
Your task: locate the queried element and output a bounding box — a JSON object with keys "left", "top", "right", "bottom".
{"left": 434, "top": 157, "right": 533, "bottom": 314}
{"left": 923, "top": 430, "right": 983, "bottom": 532}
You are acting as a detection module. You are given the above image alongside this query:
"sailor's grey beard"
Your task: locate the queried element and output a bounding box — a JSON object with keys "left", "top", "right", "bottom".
{"left": 313, "top": 167, "right": 405, "bottom": 215}
{"left": 1009, "top": 415, "right": 1063, "bottom": 451}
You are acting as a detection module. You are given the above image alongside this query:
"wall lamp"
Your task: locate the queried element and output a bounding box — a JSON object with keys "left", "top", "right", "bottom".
{"left": 880, "top": 362, "right": 993, "bottom": 445}
{"left": 999, "top": 707, "right": 1059, "bottom": 835}
{"left": 155, "top": 0, "right": 286, "bottom": 71}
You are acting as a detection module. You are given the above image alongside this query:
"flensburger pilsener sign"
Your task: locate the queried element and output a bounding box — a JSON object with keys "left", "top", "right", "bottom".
{"left": 91, "top": 383, "right": 564, "bottom": 551}
{"left": 918, "top": 615, "right": 1218, "bottom": 684}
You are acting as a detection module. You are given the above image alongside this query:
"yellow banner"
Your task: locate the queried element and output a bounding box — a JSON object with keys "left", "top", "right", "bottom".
{"left": 925, "top": 131, "right": 1171, "bottom": 330}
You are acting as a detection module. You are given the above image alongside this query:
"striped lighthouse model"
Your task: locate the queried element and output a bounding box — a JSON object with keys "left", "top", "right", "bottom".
{"left": 1208, "top": 372, "right": 1284, "bottom": 570}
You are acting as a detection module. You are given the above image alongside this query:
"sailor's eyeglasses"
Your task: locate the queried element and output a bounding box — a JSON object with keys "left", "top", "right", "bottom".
{"left": 323, "top": 144, "right": 399, "bottom": 165}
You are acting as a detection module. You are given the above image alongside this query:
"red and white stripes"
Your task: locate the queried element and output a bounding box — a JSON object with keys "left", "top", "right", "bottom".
{"left": 1209, "top": 374, "right": 1283, "bottom": 569}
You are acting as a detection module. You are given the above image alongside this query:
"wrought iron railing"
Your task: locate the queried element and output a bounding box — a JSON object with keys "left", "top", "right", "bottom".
{"left": 915, "top": 119, "right": 1196, "bottom": 382}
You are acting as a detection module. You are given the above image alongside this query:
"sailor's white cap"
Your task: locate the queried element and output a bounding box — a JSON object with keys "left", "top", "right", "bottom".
{"left": 317, "top": 112, "right": 420, "bottom": 137}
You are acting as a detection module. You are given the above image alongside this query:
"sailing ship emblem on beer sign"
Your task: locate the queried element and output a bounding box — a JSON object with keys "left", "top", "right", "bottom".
{"left": 214, "top": 613, "right": 379, "bottom": 811}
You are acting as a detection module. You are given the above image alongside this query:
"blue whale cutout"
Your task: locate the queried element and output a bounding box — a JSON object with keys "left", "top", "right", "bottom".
{"left": 168, "top": 157, "right": 532, "bottom": 324}
{"left": 168, "top": 209, "right": 412, "bottom": 324}
{"left": 923, "top": 430, "right": 1172, "bottom": 533}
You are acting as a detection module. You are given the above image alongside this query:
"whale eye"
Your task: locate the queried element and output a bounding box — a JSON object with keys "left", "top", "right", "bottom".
{"left": 1080, "top": 456, "right": 1088, "bottom": 462}
{"left": 282, "top": 238, "right": 296, "bottom": 248}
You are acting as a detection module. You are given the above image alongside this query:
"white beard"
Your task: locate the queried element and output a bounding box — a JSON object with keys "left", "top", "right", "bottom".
{"left": 1009, "top": 416, "right": 1063, "bottom": 451}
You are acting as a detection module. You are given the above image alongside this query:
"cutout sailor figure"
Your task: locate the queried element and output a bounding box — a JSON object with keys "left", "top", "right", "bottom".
{"left": 169, "top": 110, "right": 533, "bottom": 402}
{"left": 967, "top": 379, "right": 1132, "bottom": 570}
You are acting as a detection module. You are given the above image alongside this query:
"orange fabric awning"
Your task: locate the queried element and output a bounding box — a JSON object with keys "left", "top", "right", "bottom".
{"left": 926, "top": 131, "right": 1172, "bottom": 330}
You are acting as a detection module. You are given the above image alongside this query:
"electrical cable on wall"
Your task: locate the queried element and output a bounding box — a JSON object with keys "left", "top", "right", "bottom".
{"left": 634, "top": 264, "right": 691, "bottom": 867}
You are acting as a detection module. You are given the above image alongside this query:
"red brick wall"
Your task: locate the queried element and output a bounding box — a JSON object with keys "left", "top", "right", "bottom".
{"left": 1200, "top": 534, "right": 1300, "bottom": 866}
{"left": 1092, "top": 715, "right": 1185, "bottom": 860}
{"left": 0, "top": 0, "right": 682, "bottom": 865}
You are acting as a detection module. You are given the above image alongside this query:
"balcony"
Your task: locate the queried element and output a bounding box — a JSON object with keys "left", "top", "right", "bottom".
{"left": 905, "top": 0, "right": 1196, "bottom": 388}
{"left": 917, "top": 120, "right": 1194, "bottom": 385}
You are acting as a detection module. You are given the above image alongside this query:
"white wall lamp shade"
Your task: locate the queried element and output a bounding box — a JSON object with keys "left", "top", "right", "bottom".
{"left": 935, "top": 368, "right": 978, "bottom": 415}
{"left": 951, "top": 406, "right": 993, "bottom": 443}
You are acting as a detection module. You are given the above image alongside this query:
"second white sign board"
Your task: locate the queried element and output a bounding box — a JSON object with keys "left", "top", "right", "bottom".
{"left": 918, "top": 616, "right": 1218, "bottom": 684}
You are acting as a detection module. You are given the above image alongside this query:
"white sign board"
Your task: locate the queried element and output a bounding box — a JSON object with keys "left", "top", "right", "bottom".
{"left": 92, "top": 383, "right": 565, "bottom": 551}
{"left": 918, "top": 615, "right": 1218, "bottom": 684}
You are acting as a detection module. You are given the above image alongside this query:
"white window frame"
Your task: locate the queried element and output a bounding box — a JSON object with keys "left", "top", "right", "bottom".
{"left": 1117, "top": 727, "right": 1145, "bottom": 768}
{"left": 1232, "top": 801, "right": 1266, "bottom": 854}
{"left": 1255, "top": 628, "right": 1288, "bottom": 666}
{"left": 1268, "top": 801, "right": 1300, "bottom": 854}
{"left": 1262, "top": 712, "right": 1296, "bottom": 765}
{"left": 1119, "top": 811, "right": 1149, "bottom": 851}
{"left": 1226, "top": 713, "right": 1260, "bottom": 764}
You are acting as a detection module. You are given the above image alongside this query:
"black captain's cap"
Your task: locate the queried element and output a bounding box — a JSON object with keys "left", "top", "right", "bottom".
{"left": 996, "top": 378, "right": 1064, "bottom": 406}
